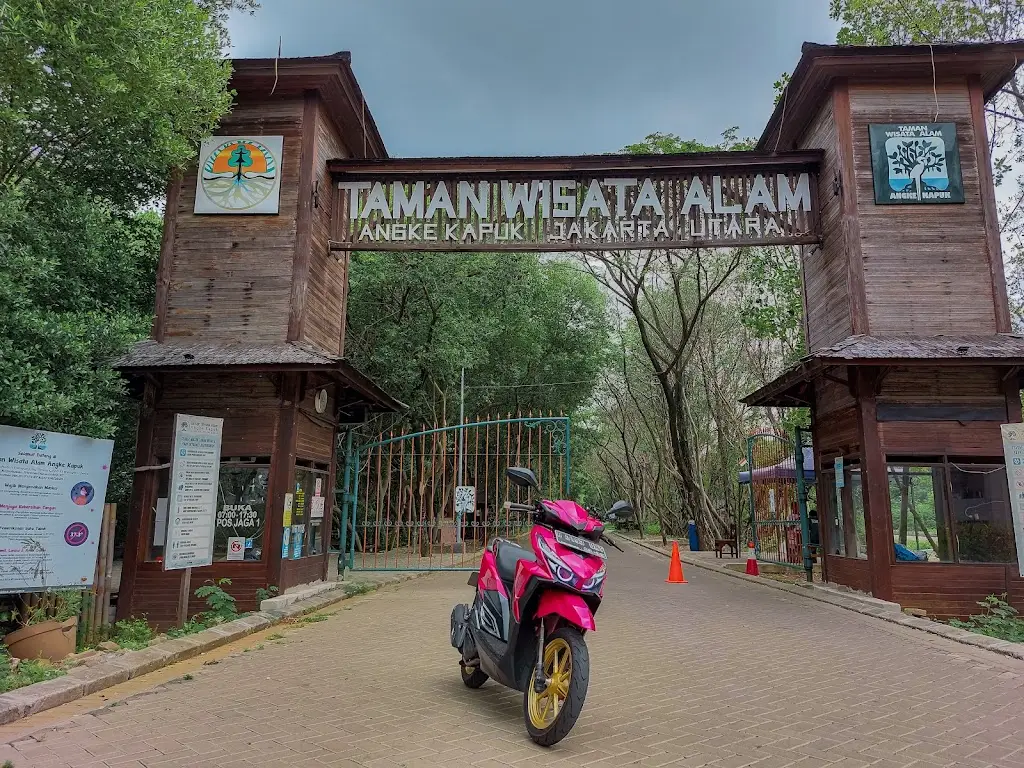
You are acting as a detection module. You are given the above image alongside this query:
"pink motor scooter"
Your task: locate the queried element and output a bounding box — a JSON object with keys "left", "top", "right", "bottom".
{"left": 450, "top": 467, "right": 632, "bottom": 746}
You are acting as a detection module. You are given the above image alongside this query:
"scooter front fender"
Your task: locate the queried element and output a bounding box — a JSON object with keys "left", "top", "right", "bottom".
{"left": 535, "top": 590, "right": 596, "bottom": 631}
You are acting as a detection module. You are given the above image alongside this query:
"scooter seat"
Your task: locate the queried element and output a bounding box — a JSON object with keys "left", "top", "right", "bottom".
{"left": 493, "top": 540, "right": 537, "bottom": 584}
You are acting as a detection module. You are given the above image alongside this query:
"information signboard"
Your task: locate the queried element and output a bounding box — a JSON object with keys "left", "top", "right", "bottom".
{"left": 163, "top": 414, "right": 223, "bottom": 571}
{"left": 1000, "top": 424, "right": 1024, "bottom": 577}
{"left": 0, "top": 425, "right": 113, "bottom": 592}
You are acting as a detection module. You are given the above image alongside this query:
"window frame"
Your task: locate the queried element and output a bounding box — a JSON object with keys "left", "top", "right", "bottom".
{"left": 291, "top": 460, "right": 331, "bottom": 560}
{"left": 146, "top": 456, "right": 271, "bottom": 564}
{"left": 886, "top": 455, "right": 1014, "bottom": 565}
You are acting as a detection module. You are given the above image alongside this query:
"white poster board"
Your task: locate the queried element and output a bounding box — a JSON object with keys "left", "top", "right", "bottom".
{"left": 999, "top": 424, "right": 1024, "bottom": 577}
{"left": 163, "top": 414, "right": 223, "bottom": 570}
{"left": 0, "top": 425, "right": 113, "bottom": 592}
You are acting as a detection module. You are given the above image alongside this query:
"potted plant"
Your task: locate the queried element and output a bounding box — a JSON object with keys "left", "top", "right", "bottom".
{"left": 4, "top": 590, "right": 83, "bottom": 662}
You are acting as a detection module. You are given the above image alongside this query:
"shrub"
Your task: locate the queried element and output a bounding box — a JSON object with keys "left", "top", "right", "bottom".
{"left": 112, "top": 618, "right": 155, "bottom": 650}
{"left": 949, "top": 594, "right": 1024, "bottom": 643}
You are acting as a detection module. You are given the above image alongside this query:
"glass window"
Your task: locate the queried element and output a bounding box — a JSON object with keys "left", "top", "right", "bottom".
{"left": 820, "top": 469, "right": 843, "bottom": 556}
{"left": 888, "top": 465, "right": 951, "bottom": 562}
{"left": 819, "top": 462, "right": 866, "bottom": 559}
{"left": 292, "top": 465, "right": 329, "bottom": 559}
{"left": 147, "top": 460, "right": 269, "bottom": 563}
{"left": 843, "top": 466, "right": 868, "bottom": 559}
{"left": 950, "top": 464, "right": 1014, "bottom": 563}
{"left": 215, "top": 464, "right": 269, "bottom": 562}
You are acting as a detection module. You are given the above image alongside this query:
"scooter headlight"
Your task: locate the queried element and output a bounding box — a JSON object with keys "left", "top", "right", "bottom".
{"left": 582, "top": 567, "right": 606, "bottom": 592}
{"left": 537, "top": 538, "right": 576, "bottom": 585}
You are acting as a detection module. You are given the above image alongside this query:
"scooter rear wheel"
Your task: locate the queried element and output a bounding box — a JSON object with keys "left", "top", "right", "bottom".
{"left": 523, "top": 626, "right": 589, "bottom": 747}
{"left": 461, "top": 663, "right": 488, "bottom": 688}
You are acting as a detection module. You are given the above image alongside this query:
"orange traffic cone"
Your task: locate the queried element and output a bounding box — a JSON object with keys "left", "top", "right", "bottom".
{"left": 666, "top": 541, "right": 688, "bottom": 583}
{"left": 745, "top": 541, "right": 760, "bottom": 576}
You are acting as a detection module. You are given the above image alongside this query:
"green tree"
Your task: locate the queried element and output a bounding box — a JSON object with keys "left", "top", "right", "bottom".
{"left": 0, "top": 0, "right": 254, "bottom": 208}
{"left": 346, "top": 252, "right": 610, "bottom": 425}
{"left": 0, "top": 0, "right": 256, "bottom": 527}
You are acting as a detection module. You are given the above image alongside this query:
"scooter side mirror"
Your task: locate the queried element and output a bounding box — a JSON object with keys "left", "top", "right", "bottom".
{"left": 608, "top": 500, "right": 634, "bottom": 520}
{"left": 506, "top": 467, "right": 540, "bottom": 491}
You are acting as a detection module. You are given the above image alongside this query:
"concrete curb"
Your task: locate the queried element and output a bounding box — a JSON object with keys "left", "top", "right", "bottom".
{"left": 615, "top": 533, "right": 1024, "bottom": 663}
{"left": 0, "top": 571, "right": 432, "bottom": 725}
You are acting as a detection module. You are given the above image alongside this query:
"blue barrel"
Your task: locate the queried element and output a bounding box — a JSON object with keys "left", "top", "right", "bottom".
{"left": 687, "top": 520, "right": 699, "bottom": 552}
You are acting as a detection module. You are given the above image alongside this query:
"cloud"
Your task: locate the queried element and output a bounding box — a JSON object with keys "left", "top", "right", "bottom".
{"left": 228, "top": 0, "right": 839, "bottom": 157}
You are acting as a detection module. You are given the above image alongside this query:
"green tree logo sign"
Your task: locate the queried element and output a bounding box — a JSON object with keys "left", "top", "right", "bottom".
{"left": 886, "top": 137, "right": 947, "bottom": 201}
{"left": 200, "top": 138, "right": 279, "bottom": 211}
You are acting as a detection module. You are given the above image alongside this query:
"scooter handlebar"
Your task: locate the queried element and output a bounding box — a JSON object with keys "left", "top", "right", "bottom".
{"left": 503, "top": 501, "right": 535, "bottom": 514}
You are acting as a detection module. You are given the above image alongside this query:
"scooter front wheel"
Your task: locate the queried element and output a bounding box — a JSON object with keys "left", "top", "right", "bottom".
{"left": 523, "top": 626, "right": 589, "bottom": 747}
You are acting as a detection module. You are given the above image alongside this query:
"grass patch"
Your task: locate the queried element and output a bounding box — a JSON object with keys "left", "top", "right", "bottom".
{"left": 111, "top": 617, "right": 155, "bottom": 650}
{"left": 293, "top": 614, "right": 328, "bottom": 624}
{"left": 949, "top": 594, "right": 1024, "bottom": 643}
{"left": 266, "top": 633, "right": 284, "bottom": 641}
{"left": 0, "top": 650, "right": 65, "bottom": 693}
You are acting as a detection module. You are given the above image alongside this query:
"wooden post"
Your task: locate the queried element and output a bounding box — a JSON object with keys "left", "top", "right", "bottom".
{"left": 855, "top": 369, "right": 895, "bottom": 602}
{"left": 176, "top": 567, "right": 192, "bottom": 627}
{"left": 101, "top": 503, "right": 116, "bottom": 629}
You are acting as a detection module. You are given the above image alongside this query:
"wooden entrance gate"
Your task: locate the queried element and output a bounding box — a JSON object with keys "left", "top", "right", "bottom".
{"left": 337, "top": 416, "right": 570, "bottom": 572}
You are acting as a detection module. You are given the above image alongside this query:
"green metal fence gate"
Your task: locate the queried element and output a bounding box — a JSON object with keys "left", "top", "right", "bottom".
{"left": 338, "top": 416, "right": 570, "bottom": 572}
{"left": 745, "top": 428, "right": 813, "bottom": 581}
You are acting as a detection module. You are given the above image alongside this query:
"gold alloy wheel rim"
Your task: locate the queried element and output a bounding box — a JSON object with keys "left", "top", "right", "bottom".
{"left": 527, "top": 637, "right": 572, "bottom": 729}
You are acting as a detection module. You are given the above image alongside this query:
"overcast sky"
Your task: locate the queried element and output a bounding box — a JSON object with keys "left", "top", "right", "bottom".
{"left": 228, "top": 1, "right": 839, "bottom": 157}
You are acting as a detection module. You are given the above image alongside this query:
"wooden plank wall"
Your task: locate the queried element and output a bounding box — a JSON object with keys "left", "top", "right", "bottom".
{"left": 295, "top": 381, "right": 336, "bottom": 461}
{"left": 152, "top": 374, "right": 281, "bottom": 457}
{"left": 163, "top": 98, "right": 305, "bottom": 342}
{"left": 849, "top": 82, "right": 997, "bottom": 334}
{"left": 813, "top": 376, "right": 859, "bottom": 456}
{"left": 798, "top": 98, "right": 851, "bottom": 350}
{"left": 825, "top": 555, "right": 872, "bottom": 593}
{"left": 281, "top": 555, "right": 327, "bottom": 591}
{"left": 302, "top": 101, "right": 351, "bottom": 355}
{"left": 891, "top": 563, "right": 1022, "bottom": 619}
{"left": 126, "top": 564, "right": 268, "bottom": 628}
{"left": 877, "top": 365, "right": 1005, "bottom": 456}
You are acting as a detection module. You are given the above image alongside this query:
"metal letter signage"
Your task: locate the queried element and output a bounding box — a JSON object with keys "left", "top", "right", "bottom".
{"left": 868, "top": 123, "right": 964, "bottom": 205}
{"left": 329, "top": 154, "right": 820, "bottom": 252}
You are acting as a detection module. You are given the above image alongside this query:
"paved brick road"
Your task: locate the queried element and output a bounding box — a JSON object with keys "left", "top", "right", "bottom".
{"left": 5, "top": 546, "right": 1024, "bottom": 768}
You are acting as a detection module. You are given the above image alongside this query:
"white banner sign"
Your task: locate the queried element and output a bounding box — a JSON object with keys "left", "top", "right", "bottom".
{"left": 1000, "top": 424, "right": 1024, "bottom": 577}
{"left": 164, "top": 414, "right": 223, "bottom": 570}
{"left": 0, "top": 425, "right": 113, "bottom": 592}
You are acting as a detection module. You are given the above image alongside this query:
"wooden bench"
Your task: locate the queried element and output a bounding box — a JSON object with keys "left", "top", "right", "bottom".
{"left": 714, "top": 524, "right": 738, "bottom": 558}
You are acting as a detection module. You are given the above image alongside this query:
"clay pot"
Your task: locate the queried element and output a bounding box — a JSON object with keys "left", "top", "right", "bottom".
{"left": 4, "top": 617, "right": 78, "bottom": 662}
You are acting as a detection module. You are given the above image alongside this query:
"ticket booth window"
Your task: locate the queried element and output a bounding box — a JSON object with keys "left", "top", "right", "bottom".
{"left": 215, "top": 462, "right": 269, "bottom": 561}
{"left": 292, "top": 464, "right": 329, "bottom": 559}
{"left": 886, "top": 461, "right": 1013, "bottom": 564}
{"left": 888, "top": 464, "right": 951, "bottom": 562}
{"left": 949, "top": 464, "right": 1013, "bottom": 564}
{"left": 148, "top": 458, "right": 269, "bottom": 562}
{"left": 820, "top": 463, "right": 867, "bottom": 559}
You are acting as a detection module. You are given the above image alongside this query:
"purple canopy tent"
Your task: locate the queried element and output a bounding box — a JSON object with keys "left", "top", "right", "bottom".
{"left": 738, "top": 446, "right": 815, "bottom": 484}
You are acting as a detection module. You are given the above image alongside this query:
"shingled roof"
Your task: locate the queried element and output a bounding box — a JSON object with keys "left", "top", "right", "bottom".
{"left": 114, "top": 340, "right": 405, "bottom": 411}
{"left": 743, "top": 334, "right": 1024, "bottom": 407}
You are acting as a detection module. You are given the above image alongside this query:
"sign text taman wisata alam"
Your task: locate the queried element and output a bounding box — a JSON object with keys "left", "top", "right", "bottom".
{"left": 0, "top": 425, "right": 113, "bottom": 593}
{"left": 334, "top": 167, "right": 817, "bottom": 252}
